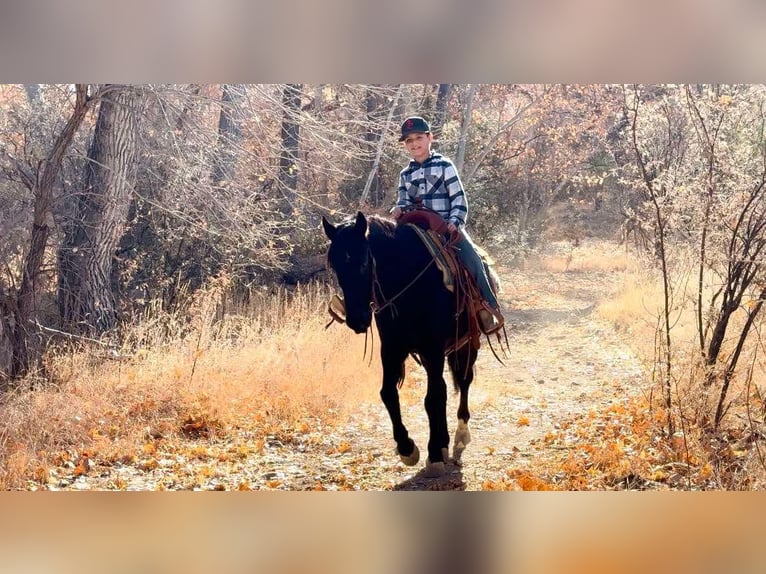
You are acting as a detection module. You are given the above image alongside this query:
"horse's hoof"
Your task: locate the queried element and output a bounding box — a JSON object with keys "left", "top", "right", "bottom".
{"left": 423, "top": 461, "right": 446, "bottom": 478}
{"left": 399, "top": 444, "right": 420, "bottom": 466}
{"left": 453, "top": 420, "right": 471, "bottom": 463}
{"left": 453, "top": 444, "right": 466, "bottom": 465}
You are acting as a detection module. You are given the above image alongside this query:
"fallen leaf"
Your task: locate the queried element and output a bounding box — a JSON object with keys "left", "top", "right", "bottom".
{"left": 33, "top": 466, "right": 49, "bottom": 483}
{"left": 74, "top": 456, "right": 91, "bottom": 477}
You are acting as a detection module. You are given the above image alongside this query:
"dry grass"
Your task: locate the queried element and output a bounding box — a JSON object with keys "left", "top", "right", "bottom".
{"left": 537, "top": 240, "right": 637, "bottom": 274}
{"left": 588, "top": 254, "right": 766, "bottom": 489}
{"left": 595, "top": 271, "right": 665, "bottom": 361}
{"left": 0, "top": 281, "right": 380, "bottom": 489}
{"left": 481, "top": 241, "right": 766, "bottom": 491}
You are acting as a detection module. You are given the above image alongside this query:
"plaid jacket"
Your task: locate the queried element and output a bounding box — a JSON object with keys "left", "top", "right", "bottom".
{"left": 396, "top": 152, "right": 468, "bottom": 227}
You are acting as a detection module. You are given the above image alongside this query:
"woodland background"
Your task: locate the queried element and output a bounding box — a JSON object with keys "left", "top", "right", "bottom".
{"left": 2, "top": 84, "right": 766, "bottom": 489}
{"left": 0, "top": 83, "right": 632, "bottom": 378}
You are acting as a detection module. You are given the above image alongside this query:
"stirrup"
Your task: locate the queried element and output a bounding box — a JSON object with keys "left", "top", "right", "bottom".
{"left": 478, "top": 307, "right": 504, "bottom": 335}
{"left": 327, "top": 294, "right": 346, "bottom": 324}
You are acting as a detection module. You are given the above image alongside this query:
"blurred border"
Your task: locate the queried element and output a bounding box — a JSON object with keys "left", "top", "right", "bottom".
{"left": 1, "top": 0, "right": 765, "bottom": 81}
{"left": 0, "top": 492, "right": 765, "bottom": 574}
{"left": 2, "top": 1, "right": 766, "bottom": 572}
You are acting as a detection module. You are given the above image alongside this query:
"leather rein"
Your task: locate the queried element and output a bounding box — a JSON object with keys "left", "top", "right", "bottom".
{"left": 371, "top": 209, "right": 460, "bottom": 316}
{"left": 371, "top": 253, "right": 435, "bottom": 317}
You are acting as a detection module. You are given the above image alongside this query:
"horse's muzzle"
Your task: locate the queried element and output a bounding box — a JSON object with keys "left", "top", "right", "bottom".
{"left": 346, "top": 309, "right": 372, "bottom": 334}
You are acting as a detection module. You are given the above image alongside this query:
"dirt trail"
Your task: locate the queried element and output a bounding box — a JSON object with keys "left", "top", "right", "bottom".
{"left": 320, "top": 247, "right": 646, "bottom": 490}
{"left": 42, "top": 241, "right": 646, "bottom": 491}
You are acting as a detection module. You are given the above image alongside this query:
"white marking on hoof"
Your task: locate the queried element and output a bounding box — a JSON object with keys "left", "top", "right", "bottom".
{"left": 453, "top": 419, "right": 472, "bottom": 463}
{"left": 400, "top": 444, "right": 420, "bottom": 466}
{"left": 423, "top": 461, "right": 446, "bottom": 478}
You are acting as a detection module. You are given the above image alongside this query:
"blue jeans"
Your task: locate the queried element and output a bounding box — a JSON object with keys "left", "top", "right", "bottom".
{"left": 454, "top": 229, "right": 499, "bottom": 310}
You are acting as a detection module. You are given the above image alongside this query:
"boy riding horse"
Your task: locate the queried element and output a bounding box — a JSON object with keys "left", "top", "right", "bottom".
{"left": 390, "top": 116, "right": 504, "bottom": 334}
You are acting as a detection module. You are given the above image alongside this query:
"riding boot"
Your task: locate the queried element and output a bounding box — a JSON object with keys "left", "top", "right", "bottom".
{"left": 454, "top": 230, "right": 504, "bottom": 334}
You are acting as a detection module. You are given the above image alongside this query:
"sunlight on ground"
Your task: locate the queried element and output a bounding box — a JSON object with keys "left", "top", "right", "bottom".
{"left": 3, "top": 240, "right": 766, "bottom": 490}
{"left": 0, "top": 282, "right": 380, "bottom": 489}
{"left": 536, "top": 239, "right": 637, "bottom": 273}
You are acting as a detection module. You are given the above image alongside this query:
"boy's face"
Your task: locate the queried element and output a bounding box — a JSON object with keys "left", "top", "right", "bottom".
{"left": 402, "top": 132, "right": 432, "bottom": 163}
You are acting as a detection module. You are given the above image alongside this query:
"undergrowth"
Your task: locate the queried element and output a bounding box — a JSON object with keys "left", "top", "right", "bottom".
{"left": 489, "top": 243, "right": 766, "bottom": 490}
{"left": 0, "top": 280, "right": 379, "bottom": 489}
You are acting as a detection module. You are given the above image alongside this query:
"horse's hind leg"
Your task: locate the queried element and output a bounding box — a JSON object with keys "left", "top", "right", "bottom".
{"left": 421, "top": 350, "right": 450, "bottom": 477}
{"left": 448, "top": 345, "right": 478, "bottom": 464}
{"left": 380, "top": 346, "right": 419, "bottom": 466}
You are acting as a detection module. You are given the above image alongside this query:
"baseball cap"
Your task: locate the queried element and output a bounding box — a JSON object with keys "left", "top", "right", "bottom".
{"left": 399, "top": 116, "right": 431, "bottom": 141}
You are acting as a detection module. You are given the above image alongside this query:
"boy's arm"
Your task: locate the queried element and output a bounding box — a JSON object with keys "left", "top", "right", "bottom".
{"left": 390, "top": 172, "right": 412, "bottom": 218}
{"left": 444, "top": 161, "right": 468, "bottom": 227}
{"left": 396, "top": 172, "right": 412, "bottom": 209}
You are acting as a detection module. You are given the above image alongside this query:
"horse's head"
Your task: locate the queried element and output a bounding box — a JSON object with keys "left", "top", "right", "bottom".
{"left": 322, "top": 211, "right": 373, "bottom": 334}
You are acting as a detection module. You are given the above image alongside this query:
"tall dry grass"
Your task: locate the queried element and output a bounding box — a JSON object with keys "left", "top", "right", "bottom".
{"left": 517, "top": 241, "right": 766, "bottom": 489}
{"left": 592, "top": 249, "right": 766, "bottom": 488}
{"left": 0, "top": 280, "right": 381, "bottom": 489}
{"left": 537, "top": 239, "right": 638, "bottom": 275}
{"left": 594, "top": 252, "right": 766, "bottom": 415}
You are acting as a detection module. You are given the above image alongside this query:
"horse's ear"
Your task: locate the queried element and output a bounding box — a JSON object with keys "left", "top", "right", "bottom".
{"left": 322, "top": 216, "right": 337, "bottom": 240}
{"left": 354, "top": 211, "right": 367, "bottom": 235}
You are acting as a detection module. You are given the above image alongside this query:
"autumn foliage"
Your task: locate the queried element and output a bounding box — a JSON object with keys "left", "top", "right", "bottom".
{"left": 0, "top": 281, "right": 379, "bottom": 490}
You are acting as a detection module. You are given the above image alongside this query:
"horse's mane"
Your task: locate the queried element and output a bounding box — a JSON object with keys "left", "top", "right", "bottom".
{"left": 365, "top": 214, "right": 397, "bottom": 239}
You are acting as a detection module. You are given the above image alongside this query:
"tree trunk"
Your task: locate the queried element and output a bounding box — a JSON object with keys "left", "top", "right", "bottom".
{"left": 433, "top": 84, "right": 452, "bottom": 138}
{"left": 24, "top": 84, "right": 43, "bottom": 105}
{"left": 360, "top": 85, "right": 384, "bottom": 206}
{"left": 58, "top": 85, "right": 141, "bottom": 336}
{"left": 360, "top": 85, "right": 402, "bottom": 207}
{"left": 312, "top": 85, "right": 329, "bottom": 195}
{"left": 278, "top": 84, "right": 302, "bottom": 215}
{"left": 455, "top": 84, "right": 476, "bottom": 174}
{"left": 212, "top": 84, "right": 245, "bottom": 185}
{"left": 313, "top": 85, "right": 323, "bottom": 113}
{"left": 8, "top": 85, "right": 95, "bottom": 379}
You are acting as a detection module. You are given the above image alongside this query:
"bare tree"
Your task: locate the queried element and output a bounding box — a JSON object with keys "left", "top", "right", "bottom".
{"left": 627, "top": 84, "right": 676, "bottom": 435}
{"left": 432, "top": 84, "right": 452, "bottom": 139}
{"left": 58, "top": 85, "right": 143, "bottom": 335}
{"left": 455, "top": 84, "right": 476, "bottom": 174}
{"left": 462, "top": 88, "right": 544, "bottom": 185}
{"left": 625, "top": 84, "right": 766, "bottom": 431}
{"left": 0, "top": 84, "right": 99, "bottom": 379}
{"left": 212, "top": 84, "right": 245, "bottom": 185}
{"left": 360, "top": 85, "right": 402, "bottom": 207}
{"left": 278, "top": 84, "right": 302, "bottom": 215}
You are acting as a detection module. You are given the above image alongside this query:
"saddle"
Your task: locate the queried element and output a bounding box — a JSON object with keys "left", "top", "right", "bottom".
{"left": 398, "top": 205, "right": 504, "bottom": 348}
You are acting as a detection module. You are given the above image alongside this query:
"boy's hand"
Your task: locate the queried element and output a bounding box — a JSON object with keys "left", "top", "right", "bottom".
{"left": 446, "top": 222, "right": 457, "bottom": 233}
{"left": 390, "top": 207, "right": 403, "bottom": 219}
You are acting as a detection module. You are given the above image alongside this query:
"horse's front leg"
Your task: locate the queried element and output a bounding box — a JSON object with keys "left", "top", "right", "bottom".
{"left": 422, "top": 350, "right": 450, "bottom": 477}
{"left": 380, "top": 345, "right": 419, "bottom": 466}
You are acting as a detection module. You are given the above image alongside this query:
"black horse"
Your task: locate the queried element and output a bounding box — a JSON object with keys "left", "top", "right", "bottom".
{"left": 322, "top": 211, "right": 479, "bottom": 477}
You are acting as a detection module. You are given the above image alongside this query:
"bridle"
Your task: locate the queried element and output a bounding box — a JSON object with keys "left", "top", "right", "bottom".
{"left": 325, "top": 233, "right": 436, "bottom": 364}
{"left": 368, "top": 242, "right": 436, "bottom": 318}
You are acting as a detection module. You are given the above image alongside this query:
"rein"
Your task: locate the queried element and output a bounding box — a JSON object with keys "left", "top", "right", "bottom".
{"left": 370, "top": 253, "right": 435, "bottom": 317}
